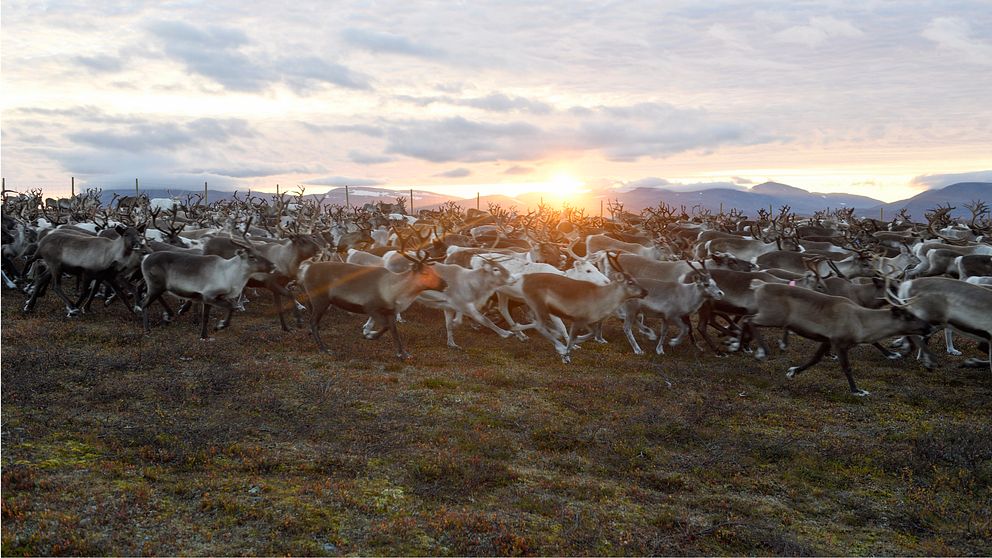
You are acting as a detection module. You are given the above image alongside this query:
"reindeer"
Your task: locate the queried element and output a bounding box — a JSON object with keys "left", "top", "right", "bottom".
{"left": 740, "top": 281, "right": 936, "bottom": 395}
{"left": 518, "top": 252, "right": 647, "bottom": 363}
{"left": 300, "top": 248, "right": 446, "bottom": 359}
{"left": 137, "top": 242, "right": 275, "bottom": 340}
{"left": 585, "top": 233, "right": 672, "bottom": 261}
{"left": 955, "top": 254, "right": 992, "bottom": 285}
{"left": 887, "top": 276, "right": 992, "bottom": 371}
{"left": 415, "top": 257, "right": 518, "bottom": 348}
{"left": 621, "top": 262, "right": 724, "bottom": 355}
{"left": 23, "top": 224, "right": 146, "bottom": 316}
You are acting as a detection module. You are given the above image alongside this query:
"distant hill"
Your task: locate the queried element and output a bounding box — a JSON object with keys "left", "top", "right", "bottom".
{"left": 91, "top": 181, "right": 990, "bottom": 220}
{"left": 868, "top": 182, "right": 992, "bottom": 220}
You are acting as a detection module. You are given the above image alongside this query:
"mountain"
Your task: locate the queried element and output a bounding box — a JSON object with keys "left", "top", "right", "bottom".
{"left": 89, "top": 181, "right": 990, "bottom": 221}
{"left": 868, "top": 182, "right": 992, "bottom": 221}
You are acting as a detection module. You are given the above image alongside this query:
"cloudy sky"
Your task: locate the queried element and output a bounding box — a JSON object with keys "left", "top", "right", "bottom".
{"left": 2, "top": 0, "right": 990, "bottom": 202}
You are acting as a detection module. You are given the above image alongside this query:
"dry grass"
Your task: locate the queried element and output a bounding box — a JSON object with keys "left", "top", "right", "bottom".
{"left": 2, "top": 290, "right": 991, "bottom": 556}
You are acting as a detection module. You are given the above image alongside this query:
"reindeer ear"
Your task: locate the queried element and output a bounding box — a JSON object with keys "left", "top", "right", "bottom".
{"left": 115, "top": 224, "right": 127, "bottom": 235}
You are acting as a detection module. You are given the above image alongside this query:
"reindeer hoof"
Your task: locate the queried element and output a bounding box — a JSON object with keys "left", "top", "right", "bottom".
{"left": 786, "top": 366, "right": 799, "bottom": 378}
{"left": 447, "top": 342, "right": 463, "bottom": 350}
{"left": 397, "top": 352, "right": 412, "bottom": 361}
{"left": 66, "top": 308, "right": 81, "bottom": 317}
{"left": 560, "top": 355, "right": 571, "bottom": 364}
{"left": 514, "top": 331, "right": 528, "bottom": 341}
{"left": 755, "top": 347, "right": 767, "bottom": 360}
{"left": 947, "top": 349, "right": 963, "bottom": 356}
{"left": 199, "top": 337, "right": 215, "bottom": 342}
{"left": 215, "top": 321, "right": 229, "bottom": 331}
{"left": 162, "top": 312, "right": 172, "bottom": 323}
{"left": 852, "top": 389, "right": 870, "bottom": 397}
{"left": 885, "top": 351, "right": 901, "bottom": 360}
{"left": 778, "top": 340, "right": 788, "bottom": 350}
{"left": 654, "top": 347, "right": 665, "bottom": 355}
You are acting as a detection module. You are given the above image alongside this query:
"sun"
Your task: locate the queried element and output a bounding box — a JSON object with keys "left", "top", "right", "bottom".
{"left": 544, "top": 172, "right": 586, "bottom": 200}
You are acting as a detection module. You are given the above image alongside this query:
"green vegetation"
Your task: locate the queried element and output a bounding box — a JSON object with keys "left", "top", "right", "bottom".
{"left": 2, "top": 293, "right": 990, "bottom": 555}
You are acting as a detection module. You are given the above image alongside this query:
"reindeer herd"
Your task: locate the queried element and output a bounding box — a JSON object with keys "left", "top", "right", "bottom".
{"left": 2, "top": 188, "right": 991, "bottom": 396}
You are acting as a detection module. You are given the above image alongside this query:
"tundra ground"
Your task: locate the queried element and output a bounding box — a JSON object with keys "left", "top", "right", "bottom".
{"left": 2, "top": 291, "right": 991, "bottom": 556}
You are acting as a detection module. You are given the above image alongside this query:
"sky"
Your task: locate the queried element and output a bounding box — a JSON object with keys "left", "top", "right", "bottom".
{"left": 2, "top": 0, "right": 990, "bottom": 203}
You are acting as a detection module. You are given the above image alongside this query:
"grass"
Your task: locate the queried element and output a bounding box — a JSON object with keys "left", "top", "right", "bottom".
{"left": 2, "top": 290, "right": 991, "bottom": 555}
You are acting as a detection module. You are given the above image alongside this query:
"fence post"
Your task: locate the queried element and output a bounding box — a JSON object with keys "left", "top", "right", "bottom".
{"left": 71, "top": 176, "right": 75, "bottom": 197}
{"left": 477, "top": 192, "right": 480, "bottom": 210}
{"left": 345, "top": 185, "right": 350, "bottom": 208}
{"left": 410, "top": 188, "right": 414, "bottom": 214}
{"left": 204, "top": 181, "right": 208, "bottom": 204}
{"left": 880, "top": 207, "right": 884, "bottom": 222}
{"left": 135, "top": 178, "right": 139, "bottom": 198}
{"left": 600, "top": 199, "right": 603, "bottom": 218}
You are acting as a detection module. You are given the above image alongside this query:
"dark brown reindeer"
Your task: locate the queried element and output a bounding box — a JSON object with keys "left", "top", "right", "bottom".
{"left": 300, "top": 244, "right": 447, "bottom": 360}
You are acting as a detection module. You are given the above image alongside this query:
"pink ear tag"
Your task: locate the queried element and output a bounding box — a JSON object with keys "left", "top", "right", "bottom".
{"left": 788, "top": 280, "right": 796, "bottom": 287}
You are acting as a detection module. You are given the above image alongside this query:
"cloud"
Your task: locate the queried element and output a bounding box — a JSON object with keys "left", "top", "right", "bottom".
{"left": 385, "top": 116, "right": 547, "bottom": 162}
{"left": 73, "top": 54, "right": 126, "bottom": 73}
{"left": 341, "top": 28, "right": 443, "bottom": 58}
{"left": 303, "top": 123, "right": 385, "bottom": 137}
{"left": 732, "top": 176, "right": 754, "bottom": 184}
{"left": 187, "top": 164, "right": 326, "bottom": 178}
{"left": 503, "top": 165, "right": 534, "bottom": 175}
{"left": 349, "top": 150, "right": 394, "bottom": 164}
{"left": 68, "top": 118, "right": 252, "bottom": 153}
{"left": 922, "top": 17, "right": 992, "bottom": 65}
{"left": 774, "top": 16, "right": 863, "bottom": 48}
{"left": 910, "top": 170, "right": 992, "bottom": 190}
{"left": 395, "top": 93, "right": 552, "bottom": 114}
{"left": 435, "top": 167, "right": 472, "bottom": 178}
{"left": 383, "top": 102, "right": 782, "bottom": 164}
{"left": 304, "top": 176, "right": 383, "bottom": 187}
{"left": 146, "top": 20, "right": 370, "bottom": 92}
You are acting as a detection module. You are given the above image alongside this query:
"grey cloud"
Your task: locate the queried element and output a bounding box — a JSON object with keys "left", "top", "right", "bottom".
{"left": 341, "top": 28, "right": 443, "bottom": 58}
{"left": 349, "top": 150, "right": 394, "bottom": 164}
{"left": 146, "top": 20, "right": 369, "bottom": 93}
{"left": 305, "top": 176, "right": 383, "bottom": 187}
{"left": 922, "top": 17, "right": 992, "bottom": 65}
{"left": 396, "top": 93, "right": 552, "bottom": 114}
{"left": 732, "top": 176, "right": 755, "bottom": 185}
{"left": 385, "top": 117, "right": 547, "bottom": 163}
{"left": 435, "top": 167, "right": 472, "bottom": 178}
{"left": 279, "top": 56, "right": 371, "bottom": 92}
{"left": 304, "top": 123, "right": 385, "bottom": 137}
{"left": 503, "top": 165, "right": 534, "bottom": 175}
{"left": 383, "top": 102, "right": 781, "bottom": 164}
{"left": 68, "top": 118, "right": 253, "bottom": 153}
{"left": 73, "top": 54, "right": 125, "bottom": 72}
{"left": 188, "top": 164, "right": 326, "bottom": 178}
{"left": 910, "top": 170, "right": 992, "bottom": 190}
{"left": 460, "top": 94, "right": 552, "bottom": 114}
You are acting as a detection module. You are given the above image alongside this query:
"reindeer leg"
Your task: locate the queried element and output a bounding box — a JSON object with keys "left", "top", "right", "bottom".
{"left": 271, "top": 286, "right": 290, "bottom": 332}
{"left": 499, "top": 292, "right": 528, "bottom": 340}
{"left": 623, "top": 310, "right": 645, "bottom": 355}
{"left": 871, "top": 342, "right": 901, "bottom": 360}
{"left": 465, "top": 304, "right": 512, "bottom": 339}
{"left": 385, "top": 312, "right": 411, "bottom": 360}
{"left": 655, "top": 318, "right": 670, "bottom": 355}
{"left": 636, "top": 313, "right": 657, "bottom": 340}
{"left": 944, "top": 328, "right": 962, "bottom": 356}
{"left": 786, "top": 341, "right": 831, "bottom": 378}
{"left": 140, "top": 287, "right": 165, "bottom": 334}
{"left": 308, "top": 298, "right": 333, "bottom": 354}
{"left": 49, "top": 269, "right": 82, "bottom": 317}
{"left": 444, "top": 308, "right": 461, "bottom": 349}
{"left": 199, "top": 303, "right": 213, "bottom": 340}
{"left": 836, "top": 345, "right": 869, "bottom": 396}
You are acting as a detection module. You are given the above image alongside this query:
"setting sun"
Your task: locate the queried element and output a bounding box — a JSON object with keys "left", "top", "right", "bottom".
{"left": 543, "top": 172, "right": 587, "bottom": 201}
